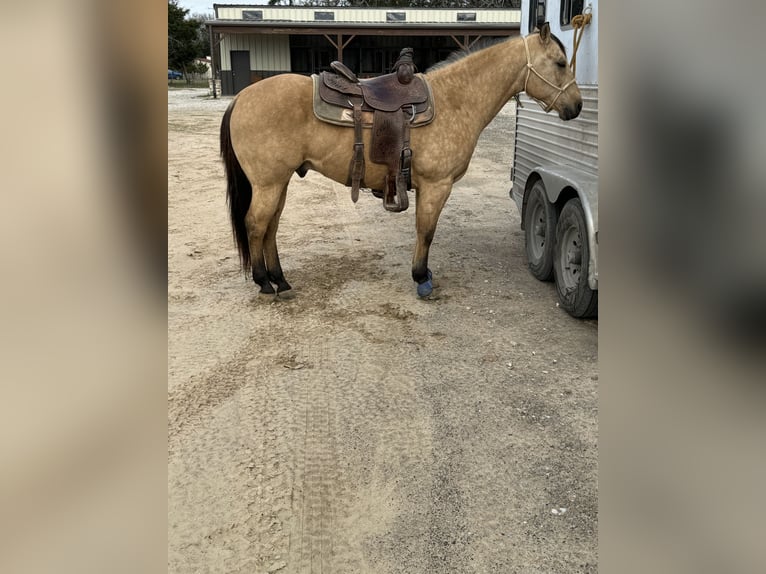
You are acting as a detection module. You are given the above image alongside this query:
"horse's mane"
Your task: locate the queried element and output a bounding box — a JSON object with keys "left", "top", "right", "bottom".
{"left": 426, "top": 32, "right": 567, "bottom": 74}
{"left": 426, "top": 37, "right": 508, "bottom": 73}
{"left": 550, "top": 33, "right": 567, "bottom": 58}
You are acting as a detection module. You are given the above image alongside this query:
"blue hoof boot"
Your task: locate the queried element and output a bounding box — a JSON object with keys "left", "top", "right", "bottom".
{"left": 416, "top": 270, "right": 433, "bottom": 298}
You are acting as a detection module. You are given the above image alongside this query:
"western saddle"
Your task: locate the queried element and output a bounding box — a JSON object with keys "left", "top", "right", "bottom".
{"left": 313, "top": 48, "right": 435, "bottom": 212}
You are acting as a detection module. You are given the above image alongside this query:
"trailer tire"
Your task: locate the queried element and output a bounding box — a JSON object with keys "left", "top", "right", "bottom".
{"left": 524, "top": 180, "right": 556, "bottom": 281}
{"left": 554, "top": 198, "right": 598, "bottom": 318}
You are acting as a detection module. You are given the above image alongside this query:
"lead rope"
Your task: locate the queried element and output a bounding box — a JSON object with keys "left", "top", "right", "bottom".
{"left": 569, "top": 7, "right": 593, "bottom": 76}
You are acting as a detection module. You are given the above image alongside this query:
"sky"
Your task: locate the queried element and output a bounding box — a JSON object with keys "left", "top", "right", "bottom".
{"left": 177, "top": 0, "right": 217, "bottom": 18}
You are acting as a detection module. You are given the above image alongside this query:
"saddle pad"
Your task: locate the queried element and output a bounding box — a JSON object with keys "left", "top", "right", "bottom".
{"left": 312, "top": 74, "right": 436, "bottom": 129}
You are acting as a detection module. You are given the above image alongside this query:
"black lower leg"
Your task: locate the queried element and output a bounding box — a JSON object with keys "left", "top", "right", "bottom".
{"left": 266, "top": 253, "right": 291, "bottom": 293}
{"left": 252, "top": 262, "right": 275, "bottom": 294}
{"left": 268, "top": 269, "right": 292, "bottom": 293}
{"left": 412, "top": 260, "right": 430, "bottom": 284}
{"left": 412, "top": 232, "right": 434, "bottom": 284}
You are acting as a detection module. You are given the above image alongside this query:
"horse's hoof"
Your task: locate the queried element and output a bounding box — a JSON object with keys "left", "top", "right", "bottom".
{"left": 277, "top": 288, "right": 296, "bottom": 301}
{"left": 417, "top": 280, "right": 433, "bottom": 298}
{"left": 416, "top": 269, "right": 434, "bottom": 298}
{"left": 417, "top": 275, "right": 433, "bottom": 298}
{"left": 258, "top": 291, "right": 276, "bottom": 300}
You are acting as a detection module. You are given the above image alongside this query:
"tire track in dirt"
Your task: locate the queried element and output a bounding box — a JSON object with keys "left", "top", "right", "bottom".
{"left": 287, "top": 338, "right": 353, "bottom": 574}
{"left": 279, "top": 247, "right": 439, "bottom": 573}
{"left": 306, "top": 277, "right": 440, "bottom": 572}
{"left": 243, "top": 363, "right": 298, "bottom": 573}
{"left": 286, "top": 184, "right": 394, "bottom": 574}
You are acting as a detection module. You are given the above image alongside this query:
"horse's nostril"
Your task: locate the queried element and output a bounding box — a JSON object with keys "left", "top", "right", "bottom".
{"left": 577, "top": 101, "right": 583, "bottom": 113}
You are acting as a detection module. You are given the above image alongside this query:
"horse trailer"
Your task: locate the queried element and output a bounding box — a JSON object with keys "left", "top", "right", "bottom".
{"left": 511, "top": 0, "right": 598, "bottom": 317}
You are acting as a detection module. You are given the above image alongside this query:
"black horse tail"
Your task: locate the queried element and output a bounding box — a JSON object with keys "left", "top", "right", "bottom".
{"left": 220, "top": 98, "right": 252, "bottom": 271}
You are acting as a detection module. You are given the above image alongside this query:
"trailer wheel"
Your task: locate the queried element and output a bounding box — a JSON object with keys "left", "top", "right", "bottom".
{"left": 554, "top": 198, "right": 598, "bottom": 318}
{"left": 524, "top": 180, "right": 556, "bottom": 281}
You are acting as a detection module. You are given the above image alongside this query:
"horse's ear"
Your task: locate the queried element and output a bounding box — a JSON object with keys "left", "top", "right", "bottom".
{"left": 539, "top": 22, "right": 551, "bottom": 44}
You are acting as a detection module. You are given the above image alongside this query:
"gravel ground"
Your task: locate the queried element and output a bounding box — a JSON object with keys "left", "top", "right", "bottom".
{"left": 168, "top": 87, "right": 597, "bottom": 574}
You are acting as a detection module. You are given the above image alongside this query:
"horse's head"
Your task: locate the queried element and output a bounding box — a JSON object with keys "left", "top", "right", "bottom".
{"left": 523, "top": 23, "right": 582, "bottom": 121}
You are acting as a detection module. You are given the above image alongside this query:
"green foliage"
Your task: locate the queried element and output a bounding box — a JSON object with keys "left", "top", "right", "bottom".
{"left": 189, "top": 61, "right": 210, "bottom": 77}
{"left": 168, "top": 1, "right": 209, "bottom": 73}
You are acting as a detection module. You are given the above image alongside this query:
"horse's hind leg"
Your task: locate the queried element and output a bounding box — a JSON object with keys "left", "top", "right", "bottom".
{"left": 245, "top": 184, "right": 286, "bottom": 296}
{"left": 263, "top": 186, "right": 292, "bottom": 296}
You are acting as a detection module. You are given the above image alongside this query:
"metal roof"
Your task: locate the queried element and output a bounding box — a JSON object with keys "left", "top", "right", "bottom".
{"left": 208, "top": 4, "right": 520, "bottom": 34}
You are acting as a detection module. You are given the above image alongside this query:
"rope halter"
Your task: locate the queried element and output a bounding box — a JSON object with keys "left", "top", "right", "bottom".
{"left": 521, "top": 34, "right": 577, "bottom": 113}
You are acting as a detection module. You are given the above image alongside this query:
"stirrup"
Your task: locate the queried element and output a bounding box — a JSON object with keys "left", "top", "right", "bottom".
{"left": 383, "top": 175, "right": 409, "bottom": 213}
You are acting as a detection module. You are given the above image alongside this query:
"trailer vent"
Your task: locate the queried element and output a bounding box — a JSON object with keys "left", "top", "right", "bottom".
{"left": 314, "top": 11, "right": 335, "bottom": 21}
{"left": 457, "top": 12, "right": 477, "bottom": 22}
{"left": 386, "top": 12, "right": 406, "bottom": 22}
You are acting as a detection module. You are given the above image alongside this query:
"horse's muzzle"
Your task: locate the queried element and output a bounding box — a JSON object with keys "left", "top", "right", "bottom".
{"left": 560, "top": 100, "right": 583, "bottom": 121}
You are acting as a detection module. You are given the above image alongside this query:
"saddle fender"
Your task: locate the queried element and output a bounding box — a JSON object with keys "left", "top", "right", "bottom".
{"left": 523, "top": 165, "right": 598, "bottom": 290}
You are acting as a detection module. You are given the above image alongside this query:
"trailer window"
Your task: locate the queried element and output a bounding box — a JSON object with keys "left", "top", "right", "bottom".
{"left": 528, "top": 0, "right": 547, "bottom": 34}
{"left": 560, "top": 0, "right": 585, "bottom": 27}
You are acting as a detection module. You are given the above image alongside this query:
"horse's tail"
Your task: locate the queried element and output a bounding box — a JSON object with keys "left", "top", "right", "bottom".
{"left": 220, "top": 98, "right": 252, "bottom": 271}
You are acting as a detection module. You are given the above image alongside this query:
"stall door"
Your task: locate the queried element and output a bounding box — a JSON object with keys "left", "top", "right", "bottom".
{"left": 231, "top": 51, "right": 251, "bottom": 94}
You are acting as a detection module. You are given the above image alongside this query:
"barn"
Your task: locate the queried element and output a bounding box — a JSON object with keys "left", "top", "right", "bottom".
{"left": 206, "top": 4, "right": 521, "bottom": 96}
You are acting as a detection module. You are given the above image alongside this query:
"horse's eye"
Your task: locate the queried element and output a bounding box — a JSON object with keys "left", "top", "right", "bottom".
{"left": 557, "top": 60, "right": 567, "bottom": 68}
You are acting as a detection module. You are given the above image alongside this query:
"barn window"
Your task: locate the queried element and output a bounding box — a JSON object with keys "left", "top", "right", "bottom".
{"left": 242, "top": 10, "right": 263, "bottom": 21}
{"left": 386, "top": 12, "right": 406, "bottom": 22}
{"left": 528, "top": 0, "right": 546, "bottom": 33}
{"left": 314, "top": 11, "right": 335, "bottom": 21}
{"left": 560, "top": 0, "right": 585, "bottom": 27}
{"left": 457, "top": 12, "right": 477, "bottom": 22}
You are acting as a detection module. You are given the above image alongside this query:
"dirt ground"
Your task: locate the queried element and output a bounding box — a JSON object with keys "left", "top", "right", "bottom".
{"left": 168, "top": 87, "right": 597, "bottom": 574}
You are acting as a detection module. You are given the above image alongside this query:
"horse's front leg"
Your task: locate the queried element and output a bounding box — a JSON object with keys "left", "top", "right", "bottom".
{"left": 412, "top": 181, "right": 452, "bottom": 298}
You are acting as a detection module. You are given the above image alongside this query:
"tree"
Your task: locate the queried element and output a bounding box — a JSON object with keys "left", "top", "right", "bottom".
{"left": 188, "top": 60, "right": 210, "bottom": 80}
{"left": 190, "top": 13, "right": 213, "bottom": 58}
{"left": 168, "top": 1, "right": 208, "bottom": 78}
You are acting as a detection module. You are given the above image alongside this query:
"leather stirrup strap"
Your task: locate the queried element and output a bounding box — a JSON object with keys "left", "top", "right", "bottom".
{"left": 400, "top": 107, "right": 412, "bottom": 190}
{"left": 383, "top": 107, "right": 412, "bottom": 213}
{"left": 393, "top": 108, "right": 412, "bottom": 212}
{"left": 348, "top": 99, "right": 365, "bottom": 202}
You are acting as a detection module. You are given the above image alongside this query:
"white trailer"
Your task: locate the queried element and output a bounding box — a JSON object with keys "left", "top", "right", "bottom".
{"left": 511, "top": 0, "right": 598, "bottom": 317}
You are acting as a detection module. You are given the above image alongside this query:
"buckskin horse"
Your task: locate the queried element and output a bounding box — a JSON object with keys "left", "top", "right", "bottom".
{"left": 220, "top": 23, "right": 582, "bottom": 299}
